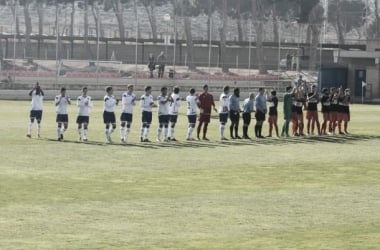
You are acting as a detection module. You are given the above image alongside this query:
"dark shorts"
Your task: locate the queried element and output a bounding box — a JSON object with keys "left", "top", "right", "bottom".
{"left": 229, "top": 110, "right": 240, "bottom": 122}
{"left": 322, "top": 105, "right": 330, "bottom": 114}
{"left": 169, "top": 115, "right": 178, "bottom": 123}
{"left": 219, "top": 113, "right": 228, "bottom": 123}
{"left": 76, "top": 116, "right": 89, "bottom": 124}
{"left": 199, "top": 114, "right": 211, "bottom": 123}
{"left": 242, "top": 113, "right": 251, "bottom": 125}
{"left": 255, "top": 111, "right": 266, "bottom": 122}
{"left": 56, "top": 114, "right": 69, "bottom": 123}
{"left": 268, "top": 115, "right": 278, "bottom": 123}
{"left": 158, "top": 114, "right": 170, "bottom": 124}
{"left": 295, "top": 106, "right": 303, "bottom": 115}
{"left": 103, "top": 111, "right": 116, "bottom": 124}
{"left": 120, "top": 113, "right": 133, "bottom": 123}
{"left": 188, "top": 115, "right": 197, "bottom": 124}
{"left": 142, "top": 111, "right": 152, "bottom": 124}
{"left": 30, "top": 110, "right": 43, "bottom": 121}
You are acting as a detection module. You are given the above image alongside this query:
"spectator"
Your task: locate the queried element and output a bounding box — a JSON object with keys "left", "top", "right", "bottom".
{"left": 147, "top": 53, "right": 156, "bottom": 78}
{"left": 156, "top": 51, "right": 166, "bottom": 78}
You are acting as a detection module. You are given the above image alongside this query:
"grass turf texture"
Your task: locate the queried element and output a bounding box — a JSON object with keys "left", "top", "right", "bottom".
{"left": 1, "top": 100, "right": 380, "bottom": 249}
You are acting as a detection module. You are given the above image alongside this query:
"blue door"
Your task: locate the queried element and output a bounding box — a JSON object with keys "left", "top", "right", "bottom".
{"left": 355, "top": 70, "right": 366, "bottom": 97}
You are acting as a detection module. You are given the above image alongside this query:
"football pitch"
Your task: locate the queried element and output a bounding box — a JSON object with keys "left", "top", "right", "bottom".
{"left": 1, "top": 100, "right": 380, "bottom": 249}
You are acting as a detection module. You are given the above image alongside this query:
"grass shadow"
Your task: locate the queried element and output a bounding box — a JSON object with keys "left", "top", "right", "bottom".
{"left": 40, "top": 134, "right": 380, "bottom": 149}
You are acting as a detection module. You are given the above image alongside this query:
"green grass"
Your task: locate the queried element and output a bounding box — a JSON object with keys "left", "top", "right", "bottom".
{"left": 0, "top": 100, "right": 380, "bottom": 249}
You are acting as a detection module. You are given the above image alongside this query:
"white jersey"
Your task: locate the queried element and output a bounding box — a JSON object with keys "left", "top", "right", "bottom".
{"left": 157, "top": 95, "right": 170, "bottom": 116}
{"left": 55, "top": 95, "right": 70, "bottom": 115}
{"left": 77, "top": 95, "right": 93, "bottom": 116}
{"left": 219, "top": 93, "right": 229, "bottom": 114}
{"left": 186, "top": 95, "right": 198, "bottom": 116}
{"left": 31, "top": 91, "right": 43, "bottom": 111}
{"left": 169, "top": 93, "right": 182, "bottom": 115}
{"left": 104, "top": 95, "right": 117, "bottom": 112}
{"left": 140, "top": 94, "right": 154, "bottom": 112}
{"left": 121, "top": 92, "right": 136, "bottom": 114}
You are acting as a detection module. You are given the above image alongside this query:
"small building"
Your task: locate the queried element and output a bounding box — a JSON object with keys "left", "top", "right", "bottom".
{"left": 332, "top": 40, "right": 380, "bottom": 102}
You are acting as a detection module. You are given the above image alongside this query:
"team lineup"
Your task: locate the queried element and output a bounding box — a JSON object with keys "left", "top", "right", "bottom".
{"left": 26, "top": 79, "right": 352, "bottom": 143}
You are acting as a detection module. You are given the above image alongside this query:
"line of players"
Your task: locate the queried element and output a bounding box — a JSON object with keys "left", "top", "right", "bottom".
{"left": 283, "top": 82, "right": 352, "bottom": 137}
{"left": 26, "top": 81, "right": 351, "bottom": 143}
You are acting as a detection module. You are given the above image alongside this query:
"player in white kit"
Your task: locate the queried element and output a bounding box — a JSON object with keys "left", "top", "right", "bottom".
{"left": 103, "top": 86, "right": 118, "bottom": 143}
{"left": 76, "top": 87, "right": 93, "bottom": 142}
{"left": 157, "top": 87, "right": 171, "bottom": 142}
{"left": 140, "top": 86, "right": 155, "bottom": 142}
{"left": 186, "top": 88, "right": 199, "bottom": 140}
{"left": 120, "top": 84, "right": 136, "bottom": 143}
{"left": 168, "top": 86, "right": 182, "bottom": 141}
{"left": 219, "top": 86, "right": 230, "bottom": 140}
{"left": 55, "top": 87, "right": 71, "bottom": 141}
{"left": 27, "top": 82, "right": 44, "bottom": 138}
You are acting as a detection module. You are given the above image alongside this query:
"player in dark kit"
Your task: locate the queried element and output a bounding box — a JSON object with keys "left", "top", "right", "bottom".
{"left": 229, "top": 88, "right": 241, "bottom": 139}
{"left": 267, "top": 90, "right": 279, "bottom": 137}
{"left": 329, "top": 87, "right": 339, "bottom": 135}
{"left": 255, "top": 88, "right": 267, "bottom": 138}
{"left": 197, "top": 84, "right": 217, "bottom": 140}
{"left": 306, "top": 85, "right": 320, "bottom": 136}
{"left": 320, "top": 88, "right": 330, "bottom": 135}
{"left": 337, "top": 88, "right": 351, "bottom": 135}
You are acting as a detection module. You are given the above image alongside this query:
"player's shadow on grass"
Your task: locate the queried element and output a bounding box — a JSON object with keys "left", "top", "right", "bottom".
{"left": 43, "top": 134, "right": 380, "bottom": 149}
{"left": 44, "top": 137, "right": 226, "bottom": 149}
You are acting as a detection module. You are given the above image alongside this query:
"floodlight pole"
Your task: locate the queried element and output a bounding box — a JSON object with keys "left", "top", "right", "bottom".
{"left": 277, "top": 18, "right": 281, "bottom": 79}
{"left": 96, "top": 5, "right": 100, "bottom": 85}
{"left": 55, "top": 2, "right": 59, "bottom": 87}
{"left": 13, "top": 0, "right": 17, "bottom": 76}
{"left": 208, "top": 15, "right": 212, "bottom": 84}
{"left": 248, "top": 21, "right": 252, "bottom": 81}
{"left": 134, "top": 0, "right": 138, "bottom": 85}
{"left": 173, "top": 0, "right": 177, "bottom": 78}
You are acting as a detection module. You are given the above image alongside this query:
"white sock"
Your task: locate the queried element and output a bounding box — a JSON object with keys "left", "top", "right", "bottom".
{"left": 78, "top": 128, "right": 82, "bottom": 137}
{"left": 83, "top": 129, "right": 88, "bottom": 138}
{"left": 125, "top": 128, "right": 131, "bottom": 140}
{"left": 120, "top": 127, "right": 125, "bottom": 139}
{"left": 57, "top": 128, "right": 61, "bottom": 138}
{"left": 187, "top": 127, "right": 193, "bottom": 139}
{"left": 164, "top": 127, "right": 168, "bottom": 140}
{"left": 28, "top": 122, "right": 33, "bottom": 135}
{"left": 140, "top": 127, "right": 144, "bottom": 138}
{"left": 37, "top": 123, "right": 41, "bottom": 135}
{"left": 220, "top": 124, "right": 225, "bottom": 138}
{"left": 105, "top": 129, "right": 109, "bottom": 140}
{"left": 170, "top": 128, "right": 175, "bottom": 139}
{"left": 157, "top": 127, "right": 162, "bottom": 140}
{"left": 144, "top": 127, "right": 149, "bottom": 139}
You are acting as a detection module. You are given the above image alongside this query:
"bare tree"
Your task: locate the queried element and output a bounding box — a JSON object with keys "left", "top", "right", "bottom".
{"left": 83, "top": 0, "right": 94, "bottom": 59}
{"left": 9, "top": 1, "right": 20, "bottom": 36}
{"left": 308, "top": 4, "right": 324, "bottom": 71}
{"left": 236, "top": 0, "right": 243, "bottom": 42}
{"left": 20, "top": 0, "right": 32, "bottom": 57}
{"left": 111, "top": 0, "right": 126, "bottom": 43}
{"left": 178, "top": 0, "right": 196, "bottom": 70}
{"left": 36, "top": 0, "right": 44, "bottom": 36}
{"left": 220, "top": 0, "right": 228, "bottom": 73}
{"left": 140, "top": 0, "right": 166, "bottom": 40}
{"left": 70, "top": 0, "right": 75, "bottom": 36}
{"left": 375, "top": 0, "right": 380, "bottom": 38}
{"left": 252, "top": 0, "right": 266, "bottom": 74}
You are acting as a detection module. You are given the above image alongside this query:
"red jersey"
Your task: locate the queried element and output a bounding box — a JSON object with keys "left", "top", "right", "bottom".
{"left": 198, "top": 92, "right": 215, "bottom": 115}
